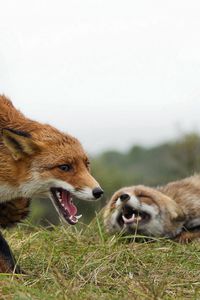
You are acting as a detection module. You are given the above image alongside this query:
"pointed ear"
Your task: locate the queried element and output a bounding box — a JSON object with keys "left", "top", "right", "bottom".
{"left": 1, "top": 128, "right": 40, "bottom": 160}
{"left": 167, "top": 201, "right": 186, "bottom": 223}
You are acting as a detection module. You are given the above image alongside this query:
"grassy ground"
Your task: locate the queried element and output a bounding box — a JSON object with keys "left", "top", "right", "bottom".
{"left": 1, "top": 217, "right": 200, "bottom": 300}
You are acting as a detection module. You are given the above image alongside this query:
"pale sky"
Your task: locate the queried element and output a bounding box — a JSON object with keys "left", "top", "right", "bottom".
{"left": 1, "top": 0, "right": 200, "bottom": 154}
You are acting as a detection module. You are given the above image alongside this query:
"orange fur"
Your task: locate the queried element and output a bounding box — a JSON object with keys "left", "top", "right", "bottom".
{"left": 0, "top": 96, "right": 98, "bottom": 190}
{"left": 0, "top": 95, "right": 103, "bottom": 273}
{"left": 0, "top": 95, "right": 102, "bottom": 197}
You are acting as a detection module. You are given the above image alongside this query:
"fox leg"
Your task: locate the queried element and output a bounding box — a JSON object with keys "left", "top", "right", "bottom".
{"left": 0, "top": 232, "right": 21, "bottom": 273}
{"left": 0, "top": 198, "right": 30, "bottom": 228}
{"left": 175, "top": 231, "right": 200, "bottom": 244}
{"left": 0, "top": 198, "right": 30, "bottom": 273}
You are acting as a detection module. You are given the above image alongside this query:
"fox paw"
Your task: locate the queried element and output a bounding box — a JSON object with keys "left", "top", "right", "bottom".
{"left": 175, "top": 231, "right": 200, "bottom": 244}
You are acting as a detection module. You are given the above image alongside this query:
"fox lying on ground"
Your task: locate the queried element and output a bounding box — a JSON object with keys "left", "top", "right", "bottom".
{"left": 104, "top": 175, "right": 200, "bottom": 243}
{"left": 0, "top": 95, "right": 103, "bottom": 273}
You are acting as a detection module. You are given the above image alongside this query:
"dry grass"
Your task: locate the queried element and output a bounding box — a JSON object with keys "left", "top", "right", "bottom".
{"left": 1, "top": 217, "right": 200, "bottom": 300}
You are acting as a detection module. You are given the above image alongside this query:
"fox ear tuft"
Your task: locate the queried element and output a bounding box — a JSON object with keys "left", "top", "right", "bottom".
{"left": 1, "top": 128, "right": 39, "bottom": 160}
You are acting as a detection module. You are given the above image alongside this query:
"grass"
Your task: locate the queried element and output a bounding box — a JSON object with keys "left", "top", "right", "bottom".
{"left": 1, "top": 217, "right": 200, "bottom": 300}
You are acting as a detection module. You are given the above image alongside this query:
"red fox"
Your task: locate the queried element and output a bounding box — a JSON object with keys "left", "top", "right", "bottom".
{"left": 0, "top": 95, "right": 103, "bottom": 273}
{"left": 104, "top": 175, "right": 200, "bottom": 243}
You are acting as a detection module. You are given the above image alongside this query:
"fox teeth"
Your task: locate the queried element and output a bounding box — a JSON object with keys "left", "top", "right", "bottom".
{"left": 76, "top": 214, "right": 82, "bottom": 220}
{"left": 61, "top": 203, "right": 65, "bottom": 207}
{"left": 68, "top": 215, "right": 81, "bottom": 221}
{"left": 56, "top": 192, "right": 62, "bottom": 201}
{"left": 69, "top": 215, "right": 76, "bottom": 221}
{"left": 122, "top": 214, "right": 135, "bottom": 224}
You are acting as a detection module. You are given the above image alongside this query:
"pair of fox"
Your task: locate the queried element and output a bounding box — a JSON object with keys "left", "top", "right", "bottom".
{"left": 0, "top": 96, "right": 200, "bottom": 274}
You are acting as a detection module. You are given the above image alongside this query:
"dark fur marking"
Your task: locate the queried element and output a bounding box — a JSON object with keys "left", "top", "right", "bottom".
{"left": 7, "top": 136, "right": 24, "bottom": 152}
{"left": 0, "top": 199, "right": 30, "bottom": 229}
{"left": 0, "top": 232, "right": 21, "bottom": 273}
{"left": 2, "top": 128, "right": 31, "bottom": 138}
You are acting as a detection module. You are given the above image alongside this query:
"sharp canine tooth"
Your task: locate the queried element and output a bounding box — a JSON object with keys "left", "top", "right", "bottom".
{"left": 76, "top": 214, "right": 82, "bottom": 220}
{"left": 122, "top": 214, "right": 135, "bottom": 223}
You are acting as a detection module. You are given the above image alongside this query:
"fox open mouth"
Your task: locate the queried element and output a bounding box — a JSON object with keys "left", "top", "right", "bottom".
{"left": 117, "top": 206, "right": 150, "bottom": 226}
{"left": 50, "top": 188, "right": 82, "bottom": 225}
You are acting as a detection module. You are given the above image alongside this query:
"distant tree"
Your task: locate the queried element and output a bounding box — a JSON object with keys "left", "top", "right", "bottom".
{"left": 171, "top": 133, "right": 200, "bottom": 176}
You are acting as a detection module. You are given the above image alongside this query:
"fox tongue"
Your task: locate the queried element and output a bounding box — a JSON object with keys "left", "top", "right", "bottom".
{"left": 61, "top": 190, "right": 77, "bottom": 216}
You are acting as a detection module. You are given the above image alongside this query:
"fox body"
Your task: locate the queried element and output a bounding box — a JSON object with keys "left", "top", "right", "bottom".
{"left": 104, "top": 175, "right": 200, "bottom": 243}
{"left": 0, "top": 95, "right": 103, "bottom": 272}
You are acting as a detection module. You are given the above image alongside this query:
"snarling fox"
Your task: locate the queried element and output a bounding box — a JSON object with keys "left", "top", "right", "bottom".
{"left": 0, "top": 95, "right": 103, "bottom": 273}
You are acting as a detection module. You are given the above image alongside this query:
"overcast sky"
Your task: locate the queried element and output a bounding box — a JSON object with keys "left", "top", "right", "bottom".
{"left": 1, "top": 1, "right": 200, "bottom": 154}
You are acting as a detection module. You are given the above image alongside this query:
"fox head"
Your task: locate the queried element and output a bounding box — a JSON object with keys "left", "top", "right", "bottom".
{"left": 0, "top": 97, "right": 103, "bottom": 225}
{"left": 104, "top": 185, "right": 185, "bottom": 238}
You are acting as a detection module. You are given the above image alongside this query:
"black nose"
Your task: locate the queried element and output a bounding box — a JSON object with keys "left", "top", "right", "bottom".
{"left": 120, "top": 193, "right": 130, "bottom": 201}
{"left": 92, "top": 187, "right": 104, "bottom": 199}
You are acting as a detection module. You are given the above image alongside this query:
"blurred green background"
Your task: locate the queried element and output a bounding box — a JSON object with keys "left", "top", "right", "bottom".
{"left": 30, "top": 132, "right": 200, "bottom": 226}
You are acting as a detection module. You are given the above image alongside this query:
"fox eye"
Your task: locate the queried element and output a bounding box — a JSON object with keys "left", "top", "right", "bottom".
{"left": 58, "top": 164, "right": 72, "bottom": 172}
{"left": 86, "top": 161, "right": 90, "bottom": 169}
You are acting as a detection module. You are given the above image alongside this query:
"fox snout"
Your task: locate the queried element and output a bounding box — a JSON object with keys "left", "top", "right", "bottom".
{"left": 72, "top": 171, "right": 104, "bottom": 201}
{"left": 92, "top": 187, "right": 104, "bottom": 199}
{"left": 119, "top": 194, "right": 130, "bottom": 202}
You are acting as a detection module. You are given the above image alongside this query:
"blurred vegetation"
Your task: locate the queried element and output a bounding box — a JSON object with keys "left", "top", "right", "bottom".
{"left": 30, "top": 132, "right": 200, "bottom": 226}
